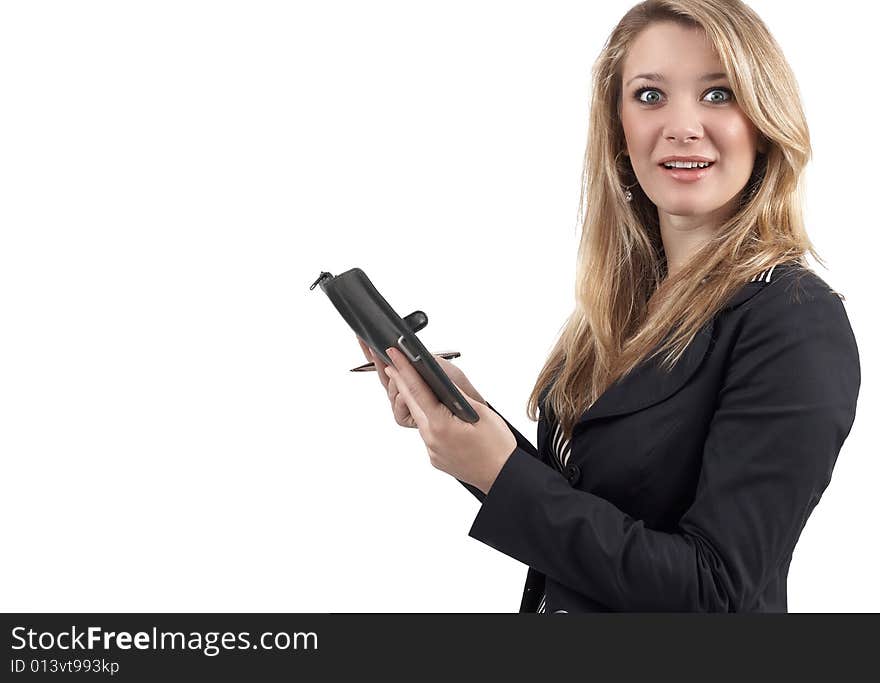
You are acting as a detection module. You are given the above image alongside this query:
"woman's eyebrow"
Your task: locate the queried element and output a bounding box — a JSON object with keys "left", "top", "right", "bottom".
{"left": 625, "top": 71, "right": 728, "bottom": 87}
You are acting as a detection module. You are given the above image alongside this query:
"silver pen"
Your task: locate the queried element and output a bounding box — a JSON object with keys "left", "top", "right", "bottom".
{"left": 350, "top": 350, "right": 461, "bottom": 372}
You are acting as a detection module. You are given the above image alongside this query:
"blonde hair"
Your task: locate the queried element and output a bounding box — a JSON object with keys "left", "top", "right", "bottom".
{"left": 526, "top": 0, "right": 823, "bottom": 441}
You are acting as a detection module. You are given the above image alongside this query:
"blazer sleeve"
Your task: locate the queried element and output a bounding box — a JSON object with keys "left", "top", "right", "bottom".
{"left": 456, "top": 401, "right": 540, "bottom": 503}
{"left": 466, "top": 283, "right": 861, "bottom": 611}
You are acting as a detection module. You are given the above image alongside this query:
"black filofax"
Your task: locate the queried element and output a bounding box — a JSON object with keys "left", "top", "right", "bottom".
{"left": 310, "top": 268, "right": 479, "bottom": 423}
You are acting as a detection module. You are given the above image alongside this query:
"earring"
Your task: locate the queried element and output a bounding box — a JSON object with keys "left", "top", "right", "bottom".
{"left": 617, "top": 150, "right": 637, "bottom": 202}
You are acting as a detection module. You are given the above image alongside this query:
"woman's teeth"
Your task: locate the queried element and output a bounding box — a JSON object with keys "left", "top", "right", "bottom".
{"left": 662, "top": 161, "right": 712, "bottom": 168}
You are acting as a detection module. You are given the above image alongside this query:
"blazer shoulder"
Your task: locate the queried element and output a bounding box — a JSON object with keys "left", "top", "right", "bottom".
{"left": 736, "top": 261, "right": 858, "bottom": 365}
{"left": 725, "top": 261, "right": 861, "bottom": 424}
{"left": 750, "top": 261, "right": 848, "bottom": 313}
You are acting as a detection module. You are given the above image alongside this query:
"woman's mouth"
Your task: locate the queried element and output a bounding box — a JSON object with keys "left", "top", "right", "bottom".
{"left": 659, "top": 161, "right": 715, "bottom": 183}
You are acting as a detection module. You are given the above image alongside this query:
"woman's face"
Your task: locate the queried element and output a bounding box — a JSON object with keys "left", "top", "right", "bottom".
{"left": 619, "top": 21, "right": 766, "bottom": 220}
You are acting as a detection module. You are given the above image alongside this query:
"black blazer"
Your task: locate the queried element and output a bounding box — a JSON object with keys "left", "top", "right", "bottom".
{"left": 459, "top": 260, "right": 860, "bottom": 612}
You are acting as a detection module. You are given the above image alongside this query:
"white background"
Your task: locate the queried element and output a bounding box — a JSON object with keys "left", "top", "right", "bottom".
{"left": 1, "top": 0, "right": 876, "bottom": 612}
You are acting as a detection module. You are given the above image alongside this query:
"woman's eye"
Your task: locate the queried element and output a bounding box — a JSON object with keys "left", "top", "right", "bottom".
{"left": 704, "top": 87, "right": 733, "bottom": 103}
{"left": 635, "top": 88, "right": 662, "bottom": 104}
{"left": 634, "top": 87, "right": 734, "bottom": 105}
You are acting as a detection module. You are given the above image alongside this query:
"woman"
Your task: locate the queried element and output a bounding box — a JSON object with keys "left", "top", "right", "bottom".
{"left": 357, "top": 0, "right": 860, "bottom": 612}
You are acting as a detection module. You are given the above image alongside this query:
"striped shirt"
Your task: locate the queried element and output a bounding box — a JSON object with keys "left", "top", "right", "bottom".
{"left": 536, "top": 414, "right": 572, "bottom": 614}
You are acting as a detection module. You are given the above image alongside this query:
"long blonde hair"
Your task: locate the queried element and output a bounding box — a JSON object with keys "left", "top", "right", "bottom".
{"left": 526, "top": 0, "right": 822, "bottom": 441}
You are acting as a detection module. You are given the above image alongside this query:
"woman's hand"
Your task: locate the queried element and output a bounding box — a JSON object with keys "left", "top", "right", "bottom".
{"left": 370, "top": 344, "right": 516, "bottom": 495}
{"left": 356, "top": 336, "right": 487, "bottom": 429}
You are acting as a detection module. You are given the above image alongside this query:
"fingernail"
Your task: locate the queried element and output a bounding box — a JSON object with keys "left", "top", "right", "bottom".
{"left": 386, "top": 347, "right": 395, "bottom": 357}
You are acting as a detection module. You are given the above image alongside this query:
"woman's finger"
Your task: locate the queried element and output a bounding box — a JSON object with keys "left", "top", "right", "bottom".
{"left": 384, "top": 356, "right": 430, "bottom": 429}
{"left": 356, "top": 337, "right": 415, "bottom": 427}
{"left": 370, "top": 348, "right": 390, "bottom": 390}
{"left": 386, "top": 375, "right": 416, "bottom": 428}
{"left": 385, "top": 348, "right": 440, "bottom": 421}
{"left": 392, "top": 395, "right": 416, "bottom": 428}
{"left": 356, "top": 336, "right": 390, "bottom": 390}
{"left": 390, "top": 385, "right": 417, "bottom": 428}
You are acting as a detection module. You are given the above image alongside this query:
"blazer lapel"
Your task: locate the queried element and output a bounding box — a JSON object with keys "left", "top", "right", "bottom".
{"left": 572, "top": 316, "right": 715, "bottom": 432}
{"left": 538, "top": 262, "right": 793, "bottom": 437}
{"left": 569, "top": 268, "right": 780, "bottom": 434}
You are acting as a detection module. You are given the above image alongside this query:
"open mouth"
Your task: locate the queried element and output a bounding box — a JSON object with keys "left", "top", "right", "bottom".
{"left": 658, "top": 162, "right": 715, "bottom": 181}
